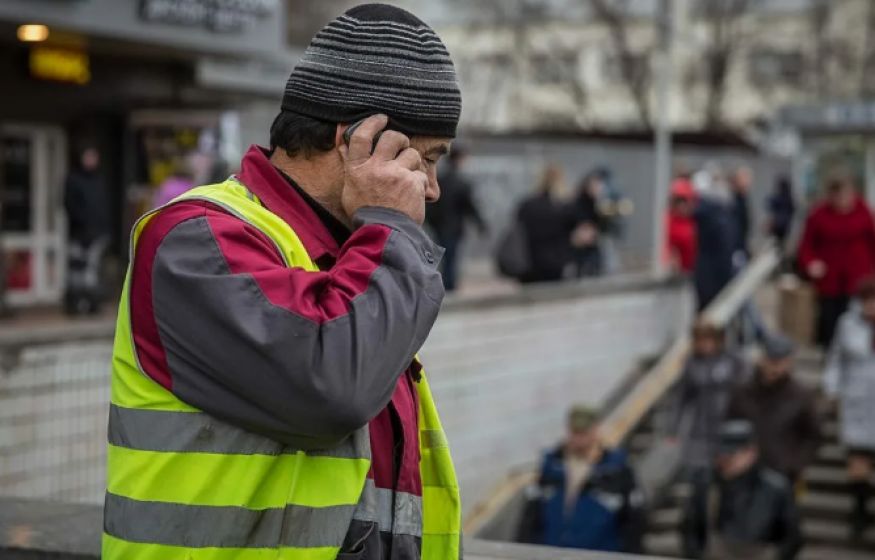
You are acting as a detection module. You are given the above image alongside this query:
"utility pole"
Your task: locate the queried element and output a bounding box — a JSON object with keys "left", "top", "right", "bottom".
{"left": 651, "top": 0, "right": 675, "bottom": 276}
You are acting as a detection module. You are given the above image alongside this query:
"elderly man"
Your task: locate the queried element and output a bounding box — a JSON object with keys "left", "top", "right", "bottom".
{"left": 682, "top": 420, "right": 802, "bottom": 560}
{"left": 103, "top": 5, "right": 461, "bottom": 560}
{"left": 728, "top": 335, "right": 820, "bottom": 484}
{"left": 518, "top": 406, "right": 645, "bottom": 553}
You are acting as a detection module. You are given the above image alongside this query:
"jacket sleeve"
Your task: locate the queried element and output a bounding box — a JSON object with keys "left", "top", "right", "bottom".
{"left": 143, "top": 205, "right": 445, "bottom": 450}
{"left": 796, "top": 213, "right": 818, "bottom": 274}
{"left": 794, "top": 392, "right": 822, "bottom": 475}
{"left": 669, "top": 362, "right": 693, "bottom": 436}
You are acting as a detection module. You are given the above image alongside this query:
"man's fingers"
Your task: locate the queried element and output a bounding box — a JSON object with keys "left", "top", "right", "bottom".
{"left": 373, "top": 130, "right": 410, "bottom": 161}
{"left": 347, "top": 114, "right": 388, "bottom": 161}
{"left": 394, "top": 147, "right": 422, "bottom": 171}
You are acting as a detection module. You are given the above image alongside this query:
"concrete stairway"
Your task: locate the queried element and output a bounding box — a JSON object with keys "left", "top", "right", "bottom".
{"left": 634, "top": 350, "right": 875, "bottom": 560}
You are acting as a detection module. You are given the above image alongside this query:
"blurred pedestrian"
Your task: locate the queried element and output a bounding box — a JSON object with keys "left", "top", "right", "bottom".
{"left": 516, "top": 164, "right": 576, "bottom": 283}
{"left": 728, "top": 335, "right": 820, "bottom": 483}
{"left": 64, "top": 145, "right": 110, "bottom": 315}
{"left": 666, "top": 177, "right": 698, "bottom": 275}
{"left": 426, "top": 145, "right": 486, "bottom": 291}
{"left": 152, "top": 157, "right": 195, "bottom": 209}
{"left": 670, "top": 321, "right": 748, "bottom": 472}
{"left": 823, "top": 276, "right": 875, "bottom": 540}
{"left": 571, "top": 171, "right": 607, "bottom": 278}
{"left": 693, "top": 166, "right": 736, "bottom": 310}
{"left": 517, "top": 405, "right": 645, "bottom": 553}
{"left": 798, "top": 174, "right": 875, "bottom": 347}
{"left": 766, "top": 175, "right": 796, "bottom": 250}
{"left": 682, "top": 420, "right": 802, "bottom": 560}
{"left": 729, "top": 166, "right": 753, "bottom": 260}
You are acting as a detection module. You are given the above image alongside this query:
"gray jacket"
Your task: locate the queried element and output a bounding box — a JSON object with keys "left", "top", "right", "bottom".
{"left": 671, "top": 352, "right": 750, "bottom": 468}
{"left": 824, "top": 306, "right": 875, "bottom": 450}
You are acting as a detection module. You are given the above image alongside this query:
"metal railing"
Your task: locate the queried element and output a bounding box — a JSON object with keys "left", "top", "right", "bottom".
{"left": 0, "top": 321, "right": 114, "bottom": 504}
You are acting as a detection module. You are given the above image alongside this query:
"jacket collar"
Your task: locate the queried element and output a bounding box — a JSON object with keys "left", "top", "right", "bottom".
{"left": 236, "top": 145, "right": 340, "bottom": 261}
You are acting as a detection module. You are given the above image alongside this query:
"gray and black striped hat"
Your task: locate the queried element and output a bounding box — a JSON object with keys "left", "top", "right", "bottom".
{"left": 282, "top": 3, "right": 461, "bottom": 138}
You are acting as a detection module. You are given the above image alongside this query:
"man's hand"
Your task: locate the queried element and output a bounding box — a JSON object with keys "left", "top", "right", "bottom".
{"left": 340, "top": 114, "right": 428, "bottom": 224}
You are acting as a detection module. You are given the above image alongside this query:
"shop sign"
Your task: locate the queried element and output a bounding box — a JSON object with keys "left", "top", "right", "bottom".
{"left": 140, "top": 0, "right": 278, "bottom": 33}
{"left": 29, "top": 46, "right": 90, "bottom": 85}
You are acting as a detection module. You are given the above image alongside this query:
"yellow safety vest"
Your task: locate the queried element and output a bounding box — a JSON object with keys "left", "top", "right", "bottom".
{"left": 104, "top": 178, "right": 461, "bottom": 559}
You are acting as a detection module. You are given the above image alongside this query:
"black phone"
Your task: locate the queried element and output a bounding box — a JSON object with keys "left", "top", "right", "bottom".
{"left": 342, "top": 119, "right": 386, "bottom": 154}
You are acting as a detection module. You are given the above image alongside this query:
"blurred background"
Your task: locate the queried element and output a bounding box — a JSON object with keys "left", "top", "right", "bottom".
{"left": 4, "top": 1, "right": 875, "bottom": 559}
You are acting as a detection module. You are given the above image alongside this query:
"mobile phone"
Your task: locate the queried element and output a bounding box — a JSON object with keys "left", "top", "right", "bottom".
{"left": 343, "top": 118, "right": 385, "bottom": 154}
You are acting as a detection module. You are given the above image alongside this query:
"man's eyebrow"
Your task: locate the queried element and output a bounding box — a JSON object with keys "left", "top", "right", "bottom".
{"left": 426, "top": 144, "right": 450, "bottom": 156}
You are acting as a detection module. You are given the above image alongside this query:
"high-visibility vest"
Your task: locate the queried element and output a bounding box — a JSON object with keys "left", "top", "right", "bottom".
{"left": 104, "top": 178, "right": 462, "bottom": 560}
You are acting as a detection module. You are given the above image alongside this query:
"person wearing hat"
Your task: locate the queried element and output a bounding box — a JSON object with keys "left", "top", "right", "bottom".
{"left": 517, "top": 405, "right": 646, "bottom": 553}
{"left": 727, "top": 334, "right": 821, "bottom": 484}
{"left": 103, "top": 5, "right": 462, "bottom": 560}
{"left": 682, "top": 420, "right": 803, "bottom": 560}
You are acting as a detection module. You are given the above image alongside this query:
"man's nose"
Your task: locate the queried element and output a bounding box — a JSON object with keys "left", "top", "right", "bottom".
{"left": 425, "top": 178, "right": 441, "bottom": 203}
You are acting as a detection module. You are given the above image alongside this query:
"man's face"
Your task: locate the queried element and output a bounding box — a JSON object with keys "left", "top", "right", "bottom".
{"left": 717, "top": 445, "right": 758, "bottom": 480}
{"left": 732, "top": 168, "right": 752, "bottom": 194}
{"left": 567, "top": 426, "right": 599, "bottom": 458}
{"left": 409, "top": 136, "right": 451, "bottom": 204}
{"left": 759, "top": 356, "right": 792, "bottom": 385}
{"left": 82, "top": 148, "right": 99, "bottom": 172}
{"left": 693, "top": 334, "right": 719, "bottom": 357}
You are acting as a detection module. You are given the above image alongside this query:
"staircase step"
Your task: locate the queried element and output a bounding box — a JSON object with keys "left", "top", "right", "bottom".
{"left": 805, "top": 465, "right": 850, "bottom": 493}
{"left": 803, "top": 518, "right": 875, "bottom": 549}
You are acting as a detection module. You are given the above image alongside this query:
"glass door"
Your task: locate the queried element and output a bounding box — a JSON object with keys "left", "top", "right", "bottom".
{"left": 0, "top": 125, "right": 66, "bottom": 306}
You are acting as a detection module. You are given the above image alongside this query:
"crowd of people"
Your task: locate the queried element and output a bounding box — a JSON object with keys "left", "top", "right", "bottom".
{"left": 497, "top": 164, "right": 633, "bottom": 284}
{"left": 516, "top": 168, "right": 875, "bottom": 558}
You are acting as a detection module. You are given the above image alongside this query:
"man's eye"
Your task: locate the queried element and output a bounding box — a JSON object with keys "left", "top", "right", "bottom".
{"left": 426, "top": 158, "right": 438, "bottom": 165}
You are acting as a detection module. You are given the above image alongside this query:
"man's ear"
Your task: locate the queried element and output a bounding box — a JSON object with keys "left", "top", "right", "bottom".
{"left": 334, "top": 124, "right": 348, "bottom": 150}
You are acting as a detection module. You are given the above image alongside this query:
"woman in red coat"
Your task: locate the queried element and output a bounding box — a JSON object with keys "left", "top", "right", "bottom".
{"left": 666, "top": 178, "right": 698, "bottom": 275}
{"left": 798, "top": 176, "right": 875, "bottom": 346}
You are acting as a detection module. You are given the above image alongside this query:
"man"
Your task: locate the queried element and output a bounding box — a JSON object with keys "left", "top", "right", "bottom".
{"left": 729, "top": 166, "right": 753, "bottom": 259}
{"left": 693, "top": 166, "right": 736, "bottom": 310}
{"left": 728, "top": 335, "right": 820, "bottom": 483}
{"left": 517, "top": 406, "right": 645, "bottom": 553}
{"left": 103, "top": 5, "right": 462, "bottom": 560}
{"left": 64, "top": 145, "right": 110, "bottom": 315}
{"left": 682, "top": 420, "right": 802, "bottom": 560}
{"left": 426, "top": 145, "right": 486, "bottom": 291}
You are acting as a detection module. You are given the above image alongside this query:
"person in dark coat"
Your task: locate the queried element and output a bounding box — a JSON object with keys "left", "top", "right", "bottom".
{"left": 516, "top": 165, "right": 576, "bottom": 283}
{"left": 728, "top": 335, "right": 820, "bottom": 483}
{"left": 517, "top": 406, "right": 645, "bottom": 553}
{"left": 570, "top": 171, "right": 608, "bottom": 278}
{"left": 64, "top": 145, "right": 110, "bottom": 315}
{"left": 729, "top": 166, "right": 753, "bottom": 259}
{"left": 682, "top": 420, "right": 803, "bottom": 560}
{"left": 425, "top": 146, "right": 486, "bottom": 291}
{"left": 693, "top": 170, "right": 737, "bottom": 310}
{"left": 798, "top": 175, "right": 875, "bottom": 347}
{"left": 766, "top": 176, "right": 796, "bottom": 248}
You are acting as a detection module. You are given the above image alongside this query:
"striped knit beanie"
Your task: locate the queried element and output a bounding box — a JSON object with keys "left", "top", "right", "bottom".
{"left": 282, "top": 3, "right": 461, "bottom": 138}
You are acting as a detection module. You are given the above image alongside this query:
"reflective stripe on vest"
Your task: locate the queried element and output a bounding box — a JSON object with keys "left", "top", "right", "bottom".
{"left": 104, "top": 178, "right": 462, "bottom": 560}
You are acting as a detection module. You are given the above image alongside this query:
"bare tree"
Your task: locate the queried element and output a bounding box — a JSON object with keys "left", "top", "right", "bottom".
{"left": 700, "top": 0, "right": 753, "bottom": 129}
{"left": 589, "top": 0, "right": 652, "bottom": 128}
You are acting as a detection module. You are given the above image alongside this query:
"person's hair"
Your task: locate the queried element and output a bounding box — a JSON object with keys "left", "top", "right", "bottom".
{"left": 858, "top": 275, "right": 875, "bottom": 301}
{"left": 269, "top": 110, "right": 337, "bottom": 159}
{"left": 538, "top": 164, "right": 563, "bottom": 195}
{"left": 691, "top": 318, "right": 724, "bottom": 342}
